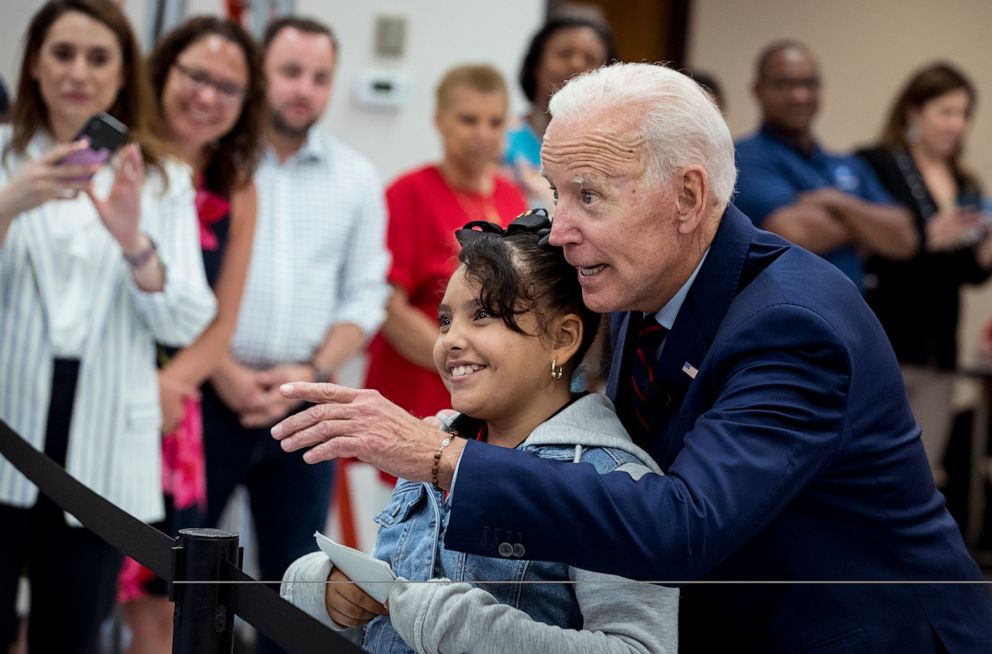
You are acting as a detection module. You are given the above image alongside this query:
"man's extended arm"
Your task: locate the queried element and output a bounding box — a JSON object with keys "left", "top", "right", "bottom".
{"left": 443, "top": 304, "right": 851, "bottom": 580}
{"left": 270, "top": 304, "right": 850, "bottom": 580}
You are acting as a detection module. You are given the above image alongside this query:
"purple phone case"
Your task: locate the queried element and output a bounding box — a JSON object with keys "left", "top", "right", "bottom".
{"left": 59, "top": 147, "right": 110, "bottom": 182}
{"left": 60, "top": 148, "right": 110, "bottom": 166}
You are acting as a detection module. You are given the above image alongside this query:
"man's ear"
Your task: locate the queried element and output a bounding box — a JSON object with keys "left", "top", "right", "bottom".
{"left": 674, "top": 165, "right": 709, "bottom": 235}
{"left": 551, "top": 313, "right": 584, "bottom": 368}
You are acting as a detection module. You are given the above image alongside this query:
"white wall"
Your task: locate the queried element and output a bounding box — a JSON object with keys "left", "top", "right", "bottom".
{"left": 0, "top": 0, "right": 544, "bottom": 183}
{"left": 297, "top": 0, "right": 544, "bottom": 182}
{"left": 0, "top": 2, "right": 40, "bottom": 96}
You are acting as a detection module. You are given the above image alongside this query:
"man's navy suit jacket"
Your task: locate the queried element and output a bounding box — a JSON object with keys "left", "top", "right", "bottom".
{"left": 444, "top": 205, "right": 992, "bottom": 652}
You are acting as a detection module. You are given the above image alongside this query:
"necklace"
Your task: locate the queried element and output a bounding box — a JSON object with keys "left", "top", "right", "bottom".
{"left": 439, "top": 163, "right": 502, "bottom": 223}
{"left": 452, "top": 188, "right": 501, "bottom": 223}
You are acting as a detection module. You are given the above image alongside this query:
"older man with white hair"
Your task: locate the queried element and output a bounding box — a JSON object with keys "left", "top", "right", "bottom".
{"left": 272, "top": 63, "right": 992, "bottom": 653}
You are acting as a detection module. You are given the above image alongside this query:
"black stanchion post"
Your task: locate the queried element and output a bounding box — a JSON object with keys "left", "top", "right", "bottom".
{"left": 0, "top": 420, "right": 368, "bottom": 654}
{"left": 171, "top": 528, "right": 242, "bottom": 654}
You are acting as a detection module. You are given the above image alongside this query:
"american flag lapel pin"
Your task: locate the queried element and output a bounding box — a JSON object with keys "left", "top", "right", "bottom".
{"left": 682, "top": 362, "right": 698, "bottom": 380}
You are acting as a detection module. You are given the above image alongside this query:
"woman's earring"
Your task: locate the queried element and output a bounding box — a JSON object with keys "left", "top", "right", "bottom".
{"left": 906, "top": 120, "right": 921, "bottom": 145}
{"left": 550, "top": 356, "right": 564, "bottom": 381}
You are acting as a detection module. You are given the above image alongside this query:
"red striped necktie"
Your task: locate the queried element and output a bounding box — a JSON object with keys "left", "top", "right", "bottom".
{"left": 630, "top": 315, "right": 668, "bottom": 446}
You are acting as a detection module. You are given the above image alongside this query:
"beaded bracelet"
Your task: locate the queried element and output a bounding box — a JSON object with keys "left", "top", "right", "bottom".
{"left": 431, "top": 436, "right": 452, "bottom": 491}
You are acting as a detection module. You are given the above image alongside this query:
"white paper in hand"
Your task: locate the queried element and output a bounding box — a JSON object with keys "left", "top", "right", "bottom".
{"left": 314, "top": 532, "right": 396, "bottom": 604}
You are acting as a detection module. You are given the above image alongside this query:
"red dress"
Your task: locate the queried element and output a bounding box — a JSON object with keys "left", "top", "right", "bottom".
{"left": 364, "top": 165, "right": 526, "bottom": 418}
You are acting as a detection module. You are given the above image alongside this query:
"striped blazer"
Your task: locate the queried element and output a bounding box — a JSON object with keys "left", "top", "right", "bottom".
{"left": 0, "top": 128, "right": 216, "bottom": 524}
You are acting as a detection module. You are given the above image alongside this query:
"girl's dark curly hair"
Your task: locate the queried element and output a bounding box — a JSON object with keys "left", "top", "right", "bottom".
{"left": 456, "top": 223, "right": 599, "bottom": 377}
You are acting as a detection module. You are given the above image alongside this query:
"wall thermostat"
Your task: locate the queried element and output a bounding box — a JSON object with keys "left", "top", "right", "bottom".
{"left": 354, "top": 69, "right": 410, "bottom": 111}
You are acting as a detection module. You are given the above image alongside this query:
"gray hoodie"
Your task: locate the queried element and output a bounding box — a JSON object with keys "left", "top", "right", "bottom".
{"left": 282, "top": 394, "right": 678, "bottom": 654}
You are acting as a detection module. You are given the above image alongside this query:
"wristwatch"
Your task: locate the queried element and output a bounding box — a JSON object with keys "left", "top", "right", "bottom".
{"left": 313, "top": 366, "right": 333, "bottom": 384}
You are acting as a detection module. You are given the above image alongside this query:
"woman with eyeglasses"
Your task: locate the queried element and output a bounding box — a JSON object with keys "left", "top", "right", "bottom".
{"left": 114, "top": 16, "right": 266, "bottom": 654}
{"left": 0, "top": 1, "right": 217, "bottom": 652}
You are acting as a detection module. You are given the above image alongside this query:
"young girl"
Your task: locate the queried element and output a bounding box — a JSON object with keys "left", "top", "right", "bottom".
{"left": 281, "top": 210, "right": 677, "bottom": 653}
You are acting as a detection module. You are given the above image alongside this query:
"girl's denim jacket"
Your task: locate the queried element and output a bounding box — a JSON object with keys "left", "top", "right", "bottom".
{"left": 363, "top": 393, "right": 663, "bottom": 653}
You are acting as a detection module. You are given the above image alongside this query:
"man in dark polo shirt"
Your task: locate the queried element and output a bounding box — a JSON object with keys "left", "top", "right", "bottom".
{"left": 735, "top": 40, "right": 916, "bottom": 291}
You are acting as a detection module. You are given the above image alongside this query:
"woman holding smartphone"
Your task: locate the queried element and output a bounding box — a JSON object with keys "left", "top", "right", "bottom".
{"left": 0, "top": 2, "right": 216, "bottom": 652}
{"left": 116, "top": 16, "right": 266, "bottom": 654}
{"left": 856, "top": 63, "right": 992, "bottom": 486}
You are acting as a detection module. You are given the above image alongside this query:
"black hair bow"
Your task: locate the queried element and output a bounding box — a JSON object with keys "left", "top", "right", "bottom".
{"left": 454, "top": 208, "right": 553, "bottom": 249}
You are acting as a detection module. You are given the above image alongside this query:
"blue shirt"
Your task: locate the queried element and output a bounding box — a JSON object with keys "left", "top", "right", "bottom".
{"left": 503, "top": 120, "right": 542, "bottom": 169}
{"left": 734, "top": 125, "right": 895, "bottom": 289}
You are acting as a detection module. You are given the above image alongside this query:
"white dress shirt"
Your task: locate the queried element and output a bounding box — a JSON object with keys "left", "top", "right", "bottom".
{"left": 230, "top": 131, "right": 390, "bottom": 368}
{"left": 45, "top": 168, "right": 115, "bottom": 356}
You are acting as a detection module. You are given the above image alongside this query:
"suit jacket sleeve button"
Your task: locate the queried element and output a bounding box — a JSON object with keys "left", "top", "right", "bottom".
{"left": 498, "top": 542, "right": 514, "bottom": 558}
{"left": 512, "top": 543, "right": 525, "bottom": 558}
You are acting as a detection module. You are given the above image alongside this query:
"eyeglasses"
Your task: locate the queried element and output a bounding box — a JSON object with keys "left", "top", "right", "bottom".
{"left": 173, "top": 62, "right": 246, "bottom": 107}
{"left": 763, "top": 77, "right": 821, "bottom": 94}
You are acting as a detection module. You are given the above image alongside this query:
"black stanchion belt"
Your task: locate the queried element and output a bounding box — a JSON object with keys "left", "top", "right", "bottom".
{"left": 0, "top": 418, "right": 364, "bottom": 654}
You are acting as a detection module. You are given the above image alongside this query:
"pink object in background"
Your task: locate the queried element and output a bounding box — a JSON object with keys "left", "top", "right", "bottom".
{"left": 195, "top": 187, "right": 230, "bottom": 251}
{"left": 161, "top": 395, "right": 206, "bottom": 511}
{"left": 118, "top": 396, "right": 206, "bottom": 602}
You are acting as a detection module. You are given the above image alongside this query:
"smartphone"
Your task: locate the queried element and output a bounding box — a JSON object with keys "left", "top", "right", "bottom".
{"left": 59, "top": 112, "right": 128, "bottom": 169}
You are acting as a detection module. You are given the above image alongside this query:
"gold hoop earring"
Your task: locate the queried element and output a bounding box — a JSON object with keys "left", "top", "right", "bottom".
{"left": 550, "top": 356, "right": 564, "bottom": 381}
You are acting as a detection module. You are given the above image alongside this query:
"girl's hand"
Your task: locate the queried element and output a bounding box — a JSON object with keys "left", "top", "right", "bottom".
{"left": 0, "top": 141, "right": 99, "bottom": 219}
{"left": 87, "top": 143, "right": 145, "bottom": 251}
{"left": 325, "top": 567, "right": 386, "bottom": 628}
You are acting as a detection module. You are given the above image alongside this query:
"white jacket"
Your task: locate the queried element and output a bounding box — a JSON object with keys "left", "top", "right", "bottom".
{"left": 0, "top": 128, "right": 216, "bottom": 524}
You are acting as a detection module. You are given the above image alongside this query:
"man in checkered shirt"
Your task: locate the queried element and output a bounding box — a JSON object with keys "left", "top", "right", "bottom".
{"left": 199, "top": 17, "right": 389, "bottom": 654}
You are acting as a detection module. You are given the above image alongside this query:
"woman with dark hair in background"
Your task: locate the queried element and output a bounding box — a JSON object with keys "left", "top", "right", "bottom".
{"left": 505, "top": 14, "right": 615, "bottom": 208}
{"left": 857, "top": 62, "right": 992, "bottom": 487}
{"left": 0, "top": 1, "right": 216, "bottom": 651}
{"left": 117, "top": 15, "right": 266, "bottom": 654}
